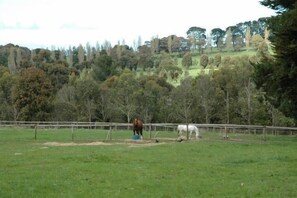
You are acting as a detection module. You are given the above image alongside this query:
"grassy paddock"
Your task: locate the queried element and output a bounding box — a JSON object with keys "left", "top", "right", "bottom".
{"left": 0, "top": 127, "right": 296, "bottom": 197}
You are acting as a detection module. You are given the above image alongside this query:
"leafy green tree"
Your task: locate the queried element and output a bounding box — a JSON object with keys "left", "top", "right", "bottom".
{"left": 213, "top": 65, "right": 239, "bottom": 124}
{"left": 109, "top": 45, "right": 138, "bottom": 71}
{"left": 109, "top": 70, "right": 140, "bottom": 123}
{"left": 32, "top": 49, "right": 51, "bottom": 67}
{"left": 253, "top": 17, "right": 270, "bottom": 37}
{"left": 138, "top": 45, "right": 153, "bottom": 70}
{"left": 97, "top": 82, "right": 113, "bottom": 122}
{"left": 157, "top": 52, "right": 182, "bottom": 81}
{"left": 254, "top": 0, "right": 297, "bottom": 121}
{"left": 192, "top": 74, "right": 216, "bottom": 123}
{"left": 13, "top": 67, "right": 53, "bottom": 121}
{"left": 186, "top": 26, "right": 206, "bottom": 53}
{"left": 221, "top": 56, "right": 232, "bottom": 67}
{"left": 0, "top": 66, "right": 16, "bottom": 120}
{"left": 200, "top": 54, "right": 209, "bottom": 68}
{"left": 92, "top": 52, "right": 115, "bottom": 82}
{"left": 40, "top": 62, "right": 69, "bottom": 93}
{"left": 137, "top": 77, "right": 163, "bottom": 123}
{"left": 251, "top": 34, "right": 264, "bottom": 49}
{"left": 52, "top": 85, "right": 77, "bottom": 121}
{"left": 119, "top": 49, "right": 138, "bottom": 70}
{"left": 136, "top": 75, "right": 173, "bottom": 123}
{"left": 151, "top": 37, "right": 159, "bottom": 54}
{"left": 236, "top": 22, "right": 250, "bottom": 39}
{"left": 214, "top": 54, "right": 222, "bottom": 67}
{"left": 110, "top": 44, "right": 124, "bottom": 66}
{"left": 234, "top": 36, "right": 243, "bottom": 51}
{"left": 211, "top": 28, "right": 226, "bottom": 48}
{"left": 170, "top": 77, "right": 195, "bottom": 123}
{"left": 158, "top": 37, "right": 169, "bottom": 53}
{"left": 75, "top": 79, "right": 100, "bottom": 122}
{"left": 182, "top": 52, "right": 192, "bottom": 68}
{"left": 232, "top": 56, "right": 256, "bottom": 125}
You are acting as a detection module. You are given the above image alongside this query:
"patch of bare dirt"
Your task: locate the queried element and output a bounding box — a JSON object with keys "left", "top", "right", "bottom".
{"left": 43, "top": 139, "right": 168, "bottom": 147}
{"left": 44, "top": 142, "right": 112, "bottom": 146}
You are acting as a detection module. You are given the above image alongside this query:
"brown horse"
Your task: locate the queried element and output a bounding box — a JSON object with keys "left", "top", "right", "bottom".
{"left": 133, "top": 118, "right": 143, "bottom": 138}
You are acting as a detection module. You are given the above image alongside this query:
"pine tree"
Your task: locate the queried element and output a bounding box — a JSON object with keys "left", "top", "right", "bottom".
{"left": 78, "top": 44, "right": 84, "bottom": 64}
{"left": 8, "top": 47, "right": 16, "bottom": 74}
{"left": 254, "top": 0, "right": 297, "bottom": 121}
{"left": 245, "top": 26, "right": 251, "bottom": 50}
{"left": 86, "top": 42, "right": 93, "bottom": 62}
{"left": 59, "top": 48, "right": 65, "bottom": 61}
{"left": 225, "top": 28, "right": 233, "bottom": 51}
{"left": 67, "top": 46, "right": 73, "bottom": 67}
{"left": 168, "top": 35, "right": 173, "bottom": 54}
{"left": 16, "top": 47, "right": 22, "bottom": 68}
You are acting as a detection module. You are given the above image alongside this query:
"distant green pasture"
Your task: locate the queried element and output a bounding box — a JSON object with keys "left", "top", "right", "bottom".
{"left": 139, "top": 49, "right": 257, "bottom": 87}
{"left": 0, "top": 127, "right": 296, "bottom": 197}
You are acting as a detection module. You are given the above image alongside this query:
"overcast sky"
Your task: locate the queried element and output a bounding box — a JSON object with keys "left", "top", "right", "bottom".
{"left": 0, "top": 0, "right": 276, "bottom": 49}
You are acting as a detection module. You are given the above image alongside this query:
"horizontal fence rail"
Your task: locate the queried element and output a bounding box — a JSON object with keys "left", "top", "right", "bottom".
{"left": 1, "top": 121, "right": 297, "bottom": 133}
{"left": 1, "top": 121, "right": 296, "bottom": 142}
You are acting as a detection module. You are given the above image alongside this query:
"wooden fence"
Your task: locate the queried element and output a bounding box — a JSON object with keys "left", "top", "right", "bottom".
{"left": 1, "top": 121, "right": 297, "bottom": 138}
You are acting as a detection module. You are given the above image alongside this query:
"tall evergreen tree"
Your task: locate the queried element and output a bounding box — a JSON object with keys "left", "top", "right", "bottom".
{"left": 245, "top": 26, "right": 251, "bottom": 50}
{"left": 225, "top": 28, "right": 233, "bottom": 51}
{"left": 8, "top": 47, "right": 16, "bottom": 74}
{"left": 254, "top": 0, "right": 297, "bottom": 121}
{"left": 78, "top": 44, "right": 85, "bottom": 64}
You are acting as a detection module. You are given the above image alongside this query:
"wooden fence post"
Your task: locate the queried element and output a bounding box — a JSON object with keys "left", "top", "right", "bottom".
{"left": 109, "top": 124, "right": 112, "bottom": 140}
{"left": 263, "top": 126, "right": 267, "bottom": 141}
{"left": 34, "top": 124, "right": 37, "bottom": 140}
{"left": 186, "top": 124, "right": 189, "bottom": 140}
{"left": 149, "top": 124, "right": 152, "bottom": 139}
{"left": 71, "top": 126, "right": 74, "bottom": 141}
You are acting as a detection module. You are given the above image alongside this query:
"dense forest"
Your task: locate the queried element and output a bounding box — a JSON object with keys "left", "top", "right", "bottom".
{"left": 0, "top": 0, "right": 296, "bottom": 126}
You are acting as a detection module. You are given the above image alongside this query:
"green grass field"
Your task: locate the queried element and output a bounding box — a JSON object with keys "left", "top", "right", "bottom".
{"left": 1, "top": 127, "right": 296, "bottom": 197}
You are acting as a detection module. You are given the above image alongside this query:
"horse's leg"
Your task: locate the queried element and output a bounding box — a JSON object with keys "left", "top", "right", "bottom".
{"left": 140, "top": 129, "right": 143, "bottom": 139}
{"left": 195, "top": 128, "right": 199, "bottom": 139}
{"left": 178, "top": 129, "right": 183, "bottom": 137}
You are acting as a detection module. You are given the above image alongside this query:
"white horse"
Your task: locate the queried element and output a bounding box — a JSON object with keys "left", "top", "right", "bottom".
{"left": 177, "top": 124, "right": 199, "bottom": 139}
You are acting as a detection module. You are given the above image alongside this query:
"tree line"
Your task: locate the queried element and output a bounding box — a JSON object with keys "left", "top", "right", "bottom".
{"left": 0, "top": 45, "right": 294, "bottom": 126}
{"left": 0, "top": 4, "right": 296, "bottom": 126}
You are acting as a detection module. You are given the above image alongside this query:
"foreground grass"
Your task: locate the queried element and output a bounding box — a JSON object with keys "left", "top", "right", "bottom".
{"left": 0, "top": 128, "right": 296, "bottom": 197}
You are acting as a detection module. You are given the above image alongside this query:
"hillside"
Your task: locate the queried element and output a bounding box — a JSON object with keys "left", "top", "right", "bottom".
{"left": 138, "top": 48, "right": 258, "bottom": 87}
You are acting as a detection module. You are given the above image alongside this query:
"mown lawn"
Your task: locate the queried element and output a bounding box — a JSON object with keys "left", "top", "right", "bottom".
{"left": 0, "top": 127, "right": 296, "bottom": 197}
